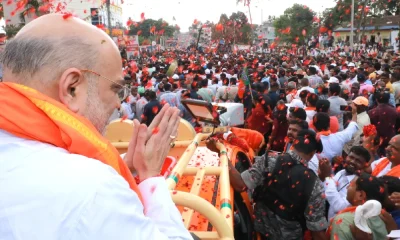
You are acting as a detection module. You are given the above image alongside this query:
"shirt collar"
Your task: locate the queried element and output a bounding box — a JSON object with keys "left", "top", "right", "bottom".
{"left": 358, "top": 111, "right": 368, "bottom": 117}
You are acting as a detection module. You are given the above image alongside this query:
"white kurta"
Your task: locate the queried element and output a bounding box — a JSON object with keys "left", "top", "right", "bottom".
{"left": 0, "top": 130, "right": 192, "bottom": 240}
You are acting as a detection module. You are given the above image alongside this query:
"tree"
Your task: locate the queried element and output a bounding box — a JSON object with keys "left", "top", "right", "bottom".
{"left": 273, "top": 4, "right": 316, "bottom": 44}
{"left": 266, "top": 15, "right": 275, "bottom": 24}
{"left": 211, "top": 11, "right": 254, "bottom": 45}
{"left": 128, "top": 18, "right": 177, "bottom": 45}
{"left": 321, "top": 0, "right": 400, "bottom": 43}
{"left": 128, "top": 18, "right": 176, "bottom": 38}
{"left": 5, "top": 24, "right": 24, "bottom": 38}
{"left": 19, "top": 0, "right": 55, "bottom": 23}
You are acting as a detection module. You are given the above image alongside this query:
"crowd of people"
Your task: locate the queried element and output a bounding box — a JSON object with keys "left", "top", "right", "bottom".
{"left": 118, "top": 34, "right": 400, "bottom": 239}
{"left": 2, "top": 13, "right": 400, "bottom": 240}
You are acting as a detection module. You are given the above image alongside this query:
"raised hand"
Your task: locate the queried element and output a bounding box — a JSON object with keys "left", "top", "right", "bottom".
{"left": 318, "top": 156, "right": 332, "bottom": 181}
{"left": 125, "top": 106, "right": 181, "bottom": 182}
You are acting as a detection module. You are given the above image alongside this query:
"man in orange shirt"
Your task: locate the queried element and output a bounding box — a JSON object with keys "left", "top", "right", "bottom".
{"left": 309, "top": 100, "right": 339, "bottom": 133}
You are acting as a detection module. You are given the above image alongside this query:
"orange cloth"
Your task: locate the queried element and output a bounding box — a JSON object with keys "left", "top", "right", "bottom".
{"left": 283, "top": 140, "right": 294, "bottom": 153}
{"left": 372, "top": 158, "right": 400, "bottom": 177}
{"left": 237, "top": 80, "right": 245, "bottom": 99}
{"left": 231, "top": 127, "right": 264, "bottom": 152}
{"left": 304, "top": 107, "right": 316, "bottom": 111}
{"left": 316, "top": 130, "right": 331, "bottom": 141}
{"left": 326, "top": 206, "right": 357, "bottom": 236}
{"left": 0, "top": 82, "right": 143, "bottom": 204}
{"left": 309, "top": 116, "right": 339, "bottom": 133}
{"left": 387, "top": 165, "right": 400, "bottom": 177}
{"left": 372, "top": 158, "right": 390, "bottom": 176}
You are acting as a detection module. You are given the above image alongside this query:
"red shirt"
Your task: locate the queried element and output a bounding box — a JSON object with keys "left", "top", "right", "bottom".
{"left": 246, "top": 104, "right": 272, "bottom": 135}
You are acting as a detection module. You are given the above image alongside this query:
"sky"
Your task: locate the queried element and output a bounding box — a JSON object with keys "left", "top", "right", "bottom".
{"left": 122, "top": 0, "right": 336, "bottom": 32}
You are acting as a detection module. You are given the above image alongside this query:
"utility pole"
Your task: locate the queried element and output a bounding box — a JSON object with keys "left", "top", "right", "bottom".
{"left": 106, "top": 0, "right": 112, "bottom": 37}
{"left": 196, "top": 26, "right": 203, "bottom": 50}
{"left": 233, "top": 20, "right": 236, "bottom": 46}
{"left": 350, "top": 0, "right": 355, "bottom": 49}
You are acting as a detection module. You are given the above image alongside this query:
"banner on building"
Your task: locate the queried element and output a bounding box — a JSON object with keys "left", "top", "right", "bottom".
{"left": 126, "top": 35, "right": 140, "bottom": 58}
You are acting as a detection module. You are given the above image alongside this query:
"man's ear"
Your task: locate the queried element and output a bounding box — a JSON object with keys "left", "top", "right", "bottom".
{"left": 58, "top": 68, "right": 87, "bottom": 113}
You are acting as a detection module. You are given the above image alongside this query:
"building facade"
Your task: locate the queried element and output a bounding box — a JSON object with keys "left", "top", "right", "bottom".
{"left": 3, "top": 0, "right": 123, "bottom": 30}
{"left": 333, "top": 15, "right": 400, "bottom": 49}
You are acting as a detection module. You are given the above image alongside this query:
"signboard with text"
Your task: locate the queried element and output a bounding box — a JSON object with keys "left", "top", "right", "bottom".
{"left": 126, "top": 35, "right": 140, "bottom": 58}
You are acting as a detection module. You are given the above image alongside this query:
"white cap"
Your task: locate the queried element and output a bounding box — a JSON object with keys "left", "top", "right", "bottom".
{"left": 348, "top": 62, "right": 355, "bottom": 67}
{"left": 205, "top": 69, "right": 211, "bottom": 74}
{"left": 289, "top": 99, "right": 304, "bottom": 109}
{"left": 377, "top": 70, "right": 384, "bottom": 75}
{"left": 327, "top": 77, "right": 339, "bottom": 83}
{"left": 172, "top": 74, "right": 179, "bottom": 80}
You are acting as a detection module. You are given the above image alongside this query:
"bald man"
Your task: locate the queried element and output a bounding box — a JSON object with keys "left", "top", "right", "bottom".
{"left": 371, "top": 135, "right": 400, "bottom": 178}
{"left": 0, "top": 14, "right": 192, "bottom": 239}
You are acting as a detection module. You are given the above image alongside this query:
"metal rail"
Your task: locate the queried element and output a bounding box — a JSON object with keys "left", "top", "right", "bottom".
{"left": 166, "top": 133, "right": 234, "bottom": 240}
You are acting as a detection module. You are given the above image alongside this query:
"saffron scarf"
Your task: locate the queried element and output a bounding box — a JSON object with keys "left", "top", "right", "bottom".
{"left": 283, "top": 139, "right": 294, "bottom": 153}
{"left": 304, "top": 107, "right": 316, "bottom": 111}
{"left": 316, "top": 130, "right": 331, "bottom": 141}
{"left": 372, "top": 158, "right": 400, "bottom": 177}
{"left": 0, "top": 82, "right": 143, "bottom": 203}
{"left": 326, "top": 206, "right": 357, "bottom": 237}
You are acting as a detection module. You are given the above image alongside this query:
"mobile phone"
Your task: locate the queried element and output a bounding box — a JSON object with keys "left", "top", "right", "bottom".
{"left": 340, "top": 105, "right": 352, "bottom": 111}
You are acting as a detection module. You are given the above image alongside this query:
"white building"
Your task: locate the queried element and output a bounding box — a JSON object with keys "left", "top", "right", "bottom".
{"left": 3, "top": 0, "right": 123, "bottom": 29}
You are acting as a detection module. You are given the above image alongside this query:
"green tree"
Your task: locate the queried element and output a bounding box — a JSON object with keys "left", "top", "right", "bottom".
{"left": 211, "top": 11, "right": 254, "bottom": 44}
{"left": 322, "top": 0, "right": 399, "bottom": 31}
{"left": 128, "top": 18, "right": 177, "bottom": 46}
{"left": 128, "top": 18, "right": 176, "bottom": 38}
{"left": 321, "top": 0, "right": 399, "bottom": 43}
{"left": 273, "top": 4, "right": 316, "bottom": 44}
{"left": 5, "top": 24, "right": 24, "bottom": 38}
{"left": 19, "top": 0, "right": 45, "bottom": 23}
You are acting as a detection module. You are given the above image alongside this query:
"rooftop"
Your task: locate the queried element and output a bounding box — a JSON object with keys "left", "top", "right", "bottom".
{"left": 333, "top": 15, "right": 400, "bottom": 32}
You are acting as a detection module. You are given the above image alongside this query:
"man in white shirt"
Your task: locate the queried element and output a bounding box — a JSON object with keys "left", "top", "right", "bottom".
{"left": 312, "top": 106, "right": 359, "bottom": 162}
{"left": 343, "top": 96, "right": 371, "bottom": 154}
{"left": 0, "top": 14, "right": 192, "bottom": 240}
{"left": 295, "top": 78, "right": 314, "bottom": 99}
{"left": 328, "top": 83, "right": 348, "bottom": 130}
{"left": 318, "top": 146, "right": 371, "bottom": 219}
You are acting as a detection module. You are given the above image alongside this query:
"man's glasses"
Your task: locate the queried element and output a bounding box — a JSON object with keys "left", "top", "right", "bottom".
{"left": 80, "top": 69, "right": 130, "bottom": 101}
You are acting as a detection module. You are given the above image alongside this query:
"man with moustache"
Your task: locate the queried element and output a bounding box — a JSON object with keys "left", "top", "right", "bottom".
{"left": 318, "top": 146, "right": 371, "bottom": 219}
{"left": 283, "top": 119, "right": 309, "bottom": 153}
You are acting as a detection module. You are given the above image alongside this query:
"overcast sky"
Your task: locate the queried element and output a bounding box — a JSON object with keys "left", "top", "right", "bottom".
{"left": 122, "top": 0, "right": 336, "bottom": 32}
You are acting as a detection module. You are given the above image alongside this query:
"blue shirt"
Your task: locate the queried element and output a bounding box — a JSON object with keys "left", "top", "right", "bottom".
{"left": 369, "top": 94, "right": 396, "bottom": 108}
{"left": 159, "top": 91, "right": 179, "bottom": 107}
{"left": 391, "top": 209, "right": 400, "bottom": 229}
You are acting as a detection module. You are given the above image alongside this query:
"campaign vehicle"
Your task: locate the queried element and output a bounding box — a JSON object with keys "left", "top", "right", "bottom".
{"left": 105, "top": 100, "right": 264, "bottom": 240}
